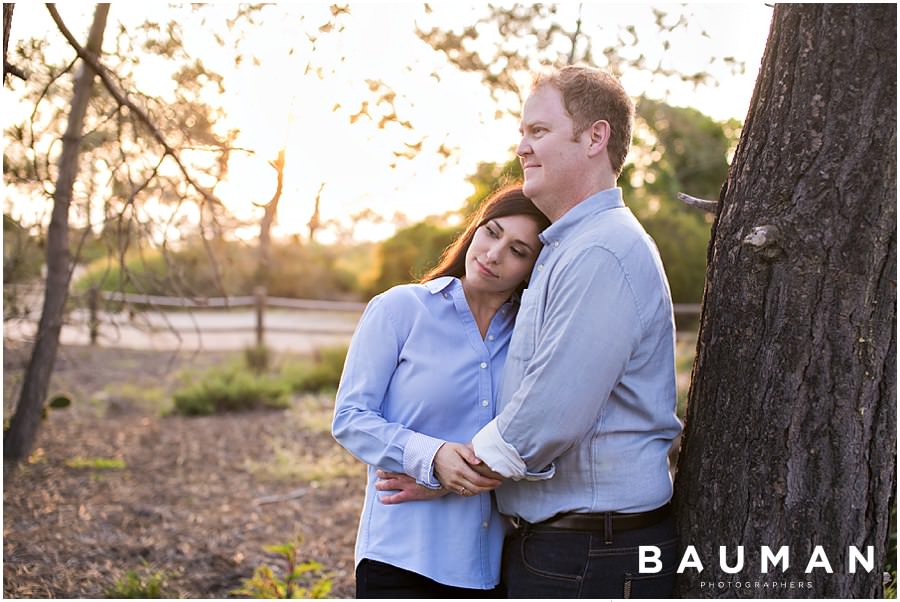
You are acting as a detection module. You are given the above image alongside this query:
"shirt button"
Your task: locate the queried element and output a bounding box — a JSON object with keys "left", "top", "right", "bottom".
{"left": 481, "top": 399, "right": 489, "bottom": 407}
{"left": 488, "top": 335, "right": 495, "bottom": 341}
{"left": 553, "top": 240, "right": 560, "bottom": 247}
{"left": 480, "top": 362, "right": 487, "bottom": 369}
{"left": 442, "top": 292, "right": 450, "bottom": 299}
{"left": 482, "top": 522, "right": 489, "bottom": 529}
{"left": 537, "top": 264, "right": 544, "bottom": 271}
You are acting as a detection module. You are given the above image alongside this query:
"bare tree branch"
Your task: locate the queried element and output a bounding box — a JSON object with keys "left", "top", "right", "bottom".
{"left": 676, "top": 192, "right": 719, "bottom": 214}
{"left": 46, "top": 4, "right": 224, "bottom": 209}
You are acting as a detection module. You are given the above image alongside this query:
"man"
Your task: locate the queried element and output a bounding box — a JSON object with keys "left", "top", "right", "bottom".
{"left": 468, "top": 65, "right": 682, "bottom": 598}
{"left": 378, "top": 66, "right": 682, "bottom": 598}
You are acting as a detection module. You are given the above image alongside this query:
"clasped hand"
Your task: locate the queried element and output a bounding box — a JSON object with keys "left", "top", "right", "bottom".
{"left": 375, "top": 442, "right": 503, "bottom": 505}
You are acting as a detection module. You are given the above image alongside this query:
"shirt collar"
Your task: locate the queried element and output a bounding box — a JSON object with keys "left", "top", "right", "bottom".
{"left": 539, "top": 187, "right": 625, "bottom": 245}
{"left": 423, "top": 275, "right": 458, "bottom": 294}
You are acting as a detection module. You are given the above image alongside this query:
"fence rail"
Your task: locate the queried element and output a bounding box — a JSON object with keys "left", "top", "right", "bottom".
{"left": 5, "top": 286, "right": 702, "bottom": 351}
{"left": 96, "top": 291, "right": 701, "bottom": 316}
{"left": 98, "top": 291, "right": 368, "bottom": 312}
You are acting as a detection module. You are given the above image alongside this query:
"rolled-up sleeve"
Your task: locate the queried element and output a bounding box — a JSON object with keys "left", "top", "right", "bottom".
{"left": 332, "top": 295, "right": 444, "bottom": 484}
{"left": 478, "top": 246, "right": 642, "bottom": 473}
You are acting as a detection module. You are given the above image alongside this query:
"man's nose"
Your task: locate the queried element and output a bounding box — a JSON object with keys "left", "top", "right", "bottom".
{"left": 516, "top": 136, "right": 530, "bottom": 158}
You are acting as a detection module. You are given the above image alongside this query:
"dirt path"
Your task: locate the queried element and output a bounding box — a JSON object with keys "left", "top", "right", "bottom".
{"left": 3, "top": 343, "right": 363, "bottom": 598}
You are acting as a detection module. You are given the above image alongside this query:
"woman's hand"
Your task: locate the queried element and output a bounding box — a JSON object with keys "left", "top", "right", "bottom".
{"left": 375, "top": 470, "right": 448, "bottom": 505}
{"left": 434, "top": 442, "right": 502, "bottom": 496}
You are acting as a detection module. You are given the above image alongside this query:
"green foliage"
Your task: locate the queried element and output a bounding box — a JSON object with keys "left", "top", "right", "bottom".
{"left": 462, "top": 157, "right": 523, "bottom": 216}
{"left": 106, "top": 568, "right": 167, "bottom": 598}
{"left": 73, "top": 238, "right": 365, "bottom": 300}
{"left": 41, "top": 393, "right": 73, "bottom": 421}
{"left": 3, "top": 214, "right": 43, "bottom": 285}
{"left": 621, "top": 99, "right": 732, "bottom": 303}
{"left": 75, "top": 248, "right": 177, "bottom": 296}
{"left": 47, "top": 394, "right": 72, "bottom": 409}
{"left": 369, "top": 221, "right": 459, "bottom": 295}
{"left": 233, "top": 538, "right": 332, "bottom": 599}
{"left": 245, "top": 344, "right": 271, "bottom": 373}
{"left": 66, "top": 457, "right": 127, "bottom": 470}
{"left": 280, "top": 346, "right": 348, "bottom": 394}
{"left": 172, "top": 364, "right": 290, "bottom": 416}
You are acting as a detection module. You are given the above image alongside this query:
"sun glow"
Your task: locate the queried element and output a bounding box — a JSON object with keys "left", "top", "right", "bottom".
{"left": 5, "top": 3, "right": 772, "bottom": 244}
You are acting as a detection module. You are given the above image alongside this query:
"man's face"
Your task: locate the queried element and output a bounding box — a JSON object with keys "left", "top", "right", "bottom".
{"left": 516, "top": 85, "right": 589, "bottom": 218}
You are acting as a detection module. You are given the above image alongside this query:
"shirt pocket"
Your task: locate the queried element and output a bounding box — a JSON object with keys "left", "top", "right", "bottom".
{"left": 509, "top": 287, "right": 539, "bottom": 360}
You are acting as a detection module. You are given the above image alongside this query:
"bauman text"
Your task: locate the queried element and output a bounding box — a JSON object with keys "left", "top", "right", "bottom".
{"left": 639, "top": 545, "right": 875, "bottom": 574}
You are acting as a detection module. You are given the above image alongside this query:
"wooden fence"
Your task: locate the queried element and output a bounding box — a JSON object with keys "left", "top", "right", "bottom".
{"left": 82, "top": 290, "right": 700, "bottom": 344}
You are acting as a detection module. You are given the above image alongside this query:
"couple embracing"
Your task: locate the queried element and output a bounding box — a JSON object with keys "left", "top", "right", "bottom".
{"left": 333, "top": 65, "right": 682, "bottom": 599}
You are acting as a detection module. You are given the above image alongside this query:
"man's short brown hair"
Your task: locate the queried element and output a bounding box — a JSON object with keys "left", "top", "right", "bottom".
{"left": 534, "top": 66, "right": 635, "bottom": 177}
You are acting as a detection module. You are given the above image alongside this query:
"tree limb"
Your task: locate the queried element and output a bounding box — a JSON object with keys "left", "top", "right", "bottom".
{"left": 676, "top": 192, "right": 719, "bottom": 214}
{"left": 45, "top": 4, "right": 223, "bottom": 209}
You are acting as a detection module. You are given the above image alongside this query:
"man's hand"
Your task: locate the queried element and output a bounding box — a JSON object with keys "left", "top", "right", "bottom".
{"left": 434, "top": 442, "right": 502, "bottom": 496}
{"left": 375, "top": 470, "right": 448, "bottom": 505}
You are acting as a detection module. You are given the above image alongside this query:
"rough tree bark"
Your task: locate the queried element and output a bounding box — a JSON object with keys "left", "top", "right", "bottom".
{"left": 4, "top": 4, "right": 110, "bottom": 463}
{"left": 673, "top": 5, "right": 896, "bottom": 598}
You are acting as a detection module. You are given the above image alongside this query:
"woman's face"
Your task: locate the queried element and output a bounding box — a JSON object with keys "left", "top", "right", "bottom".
{"left": 464, "top": 214, "right": 542, "bottom": 296}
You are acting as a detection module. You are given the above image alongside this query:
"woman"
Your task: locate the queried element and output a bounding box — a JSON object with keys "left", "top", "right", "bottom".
{"left": 332, "top": 185, "right": 550, "bottom": 598}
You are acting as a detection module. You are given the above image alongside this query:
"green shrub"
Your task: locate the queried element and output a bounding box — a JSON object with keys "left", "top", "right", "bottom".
{"left": 172, "top": 365, "right": 290, "bottom": 416}
{"left": 280, "top": 346, "right": 347, "bottom": 393}
{"left": 106, "top": 568, "right": 167, "bottom": 598}
{"left": 233, "top": 538, "right": 332, "bottom": 599}
{"left": 244, "top": 344, "right": 271, "bottom": 373}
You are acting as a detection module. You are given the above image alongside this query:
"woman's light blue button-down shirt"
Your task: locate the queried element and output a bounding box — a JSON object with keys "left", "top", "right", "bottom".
{"left": 332, "top": 276, "right": 514, "bottom": 589}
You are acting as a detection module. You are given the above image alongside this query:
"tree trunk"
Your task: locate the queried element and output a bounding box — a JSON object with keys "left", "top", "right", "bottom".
{"left": 3, "top": 4, "right": 13, "bottom": 77}
{"left": 4, "top": 4, "right": 110, "bottom": 463}
{"left": 673, "top": 5, "right": 896, "bottom": 598}
{"left": 255, "top": 148, "right": 285, "bottom": 349}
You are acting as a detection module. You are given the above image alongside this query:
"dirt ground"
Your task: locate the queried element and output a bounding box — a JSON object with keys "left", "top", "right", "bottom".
{"left": 3, "top": 342, "right": 363, "bottom": 598}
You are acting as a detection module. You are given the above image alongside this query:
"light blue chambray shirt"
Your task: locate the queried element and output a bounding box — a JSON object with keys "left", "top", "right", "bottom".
{"left": 332, "top": 277, "right": 514, "bottom": 589}
{"left": 473, "top": 188, "right": 683, "bottom": 523}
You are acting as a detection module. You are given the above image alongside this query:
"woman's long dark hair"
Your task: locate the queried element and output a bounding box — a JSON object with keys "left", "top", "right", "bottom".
{"left": 421, "top": 184, "right": 550, "bottom": 295}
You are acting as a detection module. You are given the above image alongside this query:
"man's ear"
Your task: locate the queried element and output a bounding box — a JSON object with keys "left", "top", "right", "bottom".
{"left": 586, "top": 119, "right": 611, "bottom": 158}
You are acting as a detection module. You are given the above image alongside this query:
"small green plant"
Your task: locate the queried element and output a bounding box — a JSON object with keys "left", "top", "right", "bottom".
{"left": 280, "top": 345, "right": 347, "bottom": 393}
{"left": 233, "top": 538, "right": 332, "bottom": 599}
{"left": 106, "top": 568, "right": 167, "bottom": 598}
{"left": 243, "top": 437, "right": 364, "bottom": 483}
{"left": 41, "top": 392, "right": 73, "bottom": 420}
{"left": 172, "top": 364, "right": 290, "bottom": 416}
{"left": 245, "top": 344, "right": 271, "bottom": 373}
{"left": 66, "top": 456, "right": 127, "bottom": 470}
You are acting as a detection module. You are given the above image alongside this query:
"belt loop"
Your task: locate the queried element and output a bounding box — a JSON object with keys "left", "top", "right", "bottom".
{"left": 604, "top": 512, "right": 613, "bottom": 544}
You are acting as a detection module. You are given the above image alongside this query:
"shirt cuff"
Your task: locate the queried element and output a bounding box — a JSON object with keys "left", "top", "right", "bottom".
{"left": 472, "top": 419, "right": 528, "bottom": 480}
{"left": 472, "top": 420, "right": 556, "bottom": 481}
{"left": 403, "top": 432, "right": 445, "bottom": 489}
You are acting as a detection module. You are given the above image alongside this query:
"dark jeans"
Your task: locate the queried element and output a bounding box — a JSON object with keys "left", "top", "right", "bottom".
{"left": 501, "top": 514, "right": 678, "bottom": 598}
{"left": 356, "top": 558, "right": 503, "bottom": 599}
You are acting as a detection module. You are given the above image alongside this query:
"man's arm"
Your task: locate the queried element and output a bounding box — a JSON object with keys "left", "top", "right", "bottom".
{"left": 473, "top": 246, "right": 642, "bottom": 476}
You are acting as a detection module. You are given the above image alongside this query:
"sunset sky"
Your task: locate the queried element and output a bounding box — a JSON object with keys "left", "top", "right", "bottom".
{"left": 5, "top": 3, "right": 773, "bottom": 243}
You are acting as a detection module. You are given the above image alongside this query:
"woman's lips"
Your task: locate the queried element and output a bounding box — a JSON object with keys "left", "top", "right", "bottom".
{"left": 475, "top": 259, "right": 498, "bottom": 278}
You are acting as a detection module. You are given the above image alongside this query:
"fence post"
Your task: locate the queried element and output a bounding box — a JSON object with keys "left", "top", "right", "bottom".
{"left": 88, "top": 286, "right": 99, "bottom": 346}
{"left": 254, "top": 285, "right": 266, "bottom": 348}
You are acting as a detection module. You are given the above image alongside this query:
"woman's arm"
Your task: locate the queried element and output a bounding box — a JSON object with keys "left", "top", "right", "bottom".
{"left": 332, "top": 293, "right": 500, "bottom": 493}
